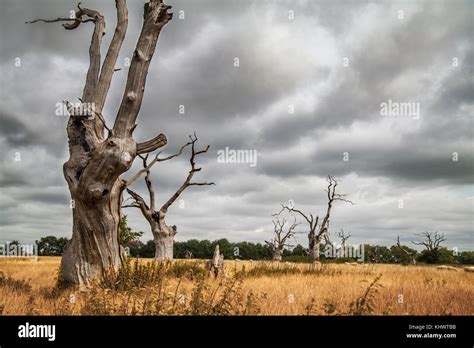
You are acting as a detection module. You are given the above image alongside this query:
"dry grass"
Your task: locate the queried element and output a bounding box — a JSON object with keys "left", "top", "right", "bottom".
{"left": 0, "top": 257, "right": 472, "bottom": 315}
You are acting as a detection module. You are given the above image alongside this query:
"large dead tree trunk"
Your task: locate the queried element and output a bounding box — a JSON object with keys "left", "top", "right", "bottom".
{"left": 272, "top": 249, "right": 283, "bottom": 261}
{"left": 308, "top": 235, "right": 321, "bottom": 261}
{"left": 153, "top": 225, "right": 176, "bottom": 260}
{"left": 28, "top": 1, "right": 173, "bottom": 286}
{"left": 279, "top": 176, "right": 353, "bottom": 262}
{"left": 124, "top": 134, "right": 214, "bottom": 261}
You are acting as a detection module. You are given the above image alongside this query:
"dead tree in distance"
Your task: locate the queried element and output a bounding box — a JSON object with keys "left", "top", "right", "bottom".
{"left": 265, "top": 215, "right": 299, "bottom": 261}
{"left": 123, "top": 134, "right": 214, "bottom": 260}
{"left": 412, "top": 231, "right": 446, "bottom": 252}
{"left": 279, "top": 176, "right": 354, "bottom": 261}
{"left": 338, "top": 229, "right": 351, "bottom": 249}
{"left": 27, "top": 1, "right": 173, "bottom": 285}
{"left": 396, "top": 236, "right": 417, "bottom": 265}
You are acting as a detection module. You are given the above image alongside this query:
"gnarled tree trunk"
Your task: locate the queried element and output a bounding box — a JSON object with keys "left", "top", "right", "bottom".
{"left": 29, "top": 0, "right": 173, "bottom": 286}
{"left": 62, "top": 167, "right": 130, "bottom": 285}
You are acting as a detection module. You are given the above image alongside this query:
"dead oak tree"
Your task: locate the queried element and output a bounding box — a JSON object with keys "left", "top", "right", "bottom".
{"left": 279, "top": 176, "right": 353, "bottom": 261}
{"left": 123, "top": 134, "right": 214, "bottom": 260}
{"left": 27, "top": 1, "right": 173, "bottom": 285}
{"left": 396, "top": 236, "right": 417, "bottom": 265}
{"left": 337, "top": 229, "right": 351, "bottom": 249}
{"left": 265, "top": 215, "right": 299, "bottom": 261}
{"left": 412, "top": 231, "right": 446, "bottom": 252}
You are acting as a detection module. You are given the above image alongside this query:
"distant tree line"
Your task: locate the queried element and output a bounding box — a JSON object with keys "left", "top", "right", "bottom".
{"left": 33, "top": 235, "right": 474, "bottom": 265}
{"left": 362, "top": 244, "right": 473, "bottom": 265}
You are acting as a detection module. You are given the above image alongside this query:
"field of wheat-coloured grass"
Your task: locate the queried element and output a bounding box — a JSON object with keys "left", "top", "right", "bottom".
{"left": 0, "top": 257, "right": 472, "bottom": 315}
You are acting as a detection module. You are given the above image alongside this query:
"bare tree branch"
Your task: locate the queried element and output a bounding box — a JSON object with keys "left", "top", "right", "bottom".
{"left": 123, "top": 140, "right": 191, "bottom": 187}
{"left": 27, "top": 4, "right": 106, "bottom": 143}
{"left": 412, "top": 231, "right": 446, "bottom": 252}
{"left": 266, "top": 213, "right": 299, "bottom": 259}
{"left": 25, "top": 17, "right": 94, "bottom": 25}
{"left": 338, "top": 229, "right": 351, "bottom": 248}
{"left": 160, "top": 134, "right": 214, "bottom": 214}
{"left": 138, "top": 154, "right": 156, "bottom": 211}
{"left": 122, "top": 203, "right": 140, "bottom": 208}
{"left": 136, "top": 133, "right": 168, "bottom": 154}
{"left": 113, "top": 1, "right": 173, "bottom": 136}
{"left": 123, "top": 132, "right": 214, "bottom": 261}
{"left": 276, "top": 204, "right": 316, "bottom": 227}
{"left": 95, "top": 0, "right": 128, "bottom": 113}
{"left": 125, "top": 188, "right": 151, "bottom": 218}
{"left": 276, "top": 176, "right": 354, "bottom": 261}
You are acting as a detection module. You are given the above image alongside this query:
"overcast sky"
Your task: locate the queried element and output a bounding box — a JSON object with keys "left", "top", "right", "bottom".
{"left": 0, "top": 0, "right": 472, "bottom": 251}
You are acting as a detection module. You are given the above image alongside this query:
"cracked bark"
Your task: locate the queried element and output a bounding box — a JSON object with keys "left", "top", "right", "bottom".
{"left": 28, "top": 0, "right": 173, "bottom": 285}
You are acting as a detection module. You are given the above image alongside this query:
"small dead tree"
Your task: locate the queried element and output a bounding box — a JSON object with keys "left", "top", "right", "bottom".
{"left": 368, "top": 246, "right": 380, "bottom": 263}
{"left": 396, "top": 236, "right": 417, "bottom": 265}
{"left": 338, "top": 229, "right": 351, "bottom": 249}
{"left": 27, "top": 1, "right": 174, "bottom": 285}
{"left": 279, "top": 176, "right": 353, "bottom": 261}
{"left": 123, "top": 134, "right": 214, "bottom": 260}
{"left": 265, "top": 215, "right": 299, "bottom": 261}
{"left": 328, "top": 229, "right": 351, "bottom": 257}
{"left": 412, "top": 231, "right": 446, "bottom": 252}
{"left": 206, "top": 244, "right": 224, "bottom": 277}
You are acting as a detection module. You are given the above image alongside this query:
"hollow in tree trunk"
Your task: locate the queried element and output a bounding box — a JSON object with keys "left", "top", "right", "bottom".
{"left": 28, "top": 1, "right": 174, "bottom": 286}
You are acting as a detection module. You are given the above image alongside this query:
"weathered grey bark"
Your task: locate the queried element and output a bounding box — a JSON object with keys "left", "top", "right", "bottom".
{"left": 279, "top": 176, "right": 354, "bottom": 262}
{"left": 153, "top": 226, "right": 176, "bottom": 260}
{"left": 308, "top": 235, "right": 321, "bottom": 261}
{"left": 272, "top": 249, "right": 283, "bottom": 261}
{"left": 28, "top": 1, "right": 173, "bottom": 286}
{"left": 124, "top": 134, "right": 214, "bottom": 261}
{"left": 206, "top": 245, "right": 225, "bottom": 277}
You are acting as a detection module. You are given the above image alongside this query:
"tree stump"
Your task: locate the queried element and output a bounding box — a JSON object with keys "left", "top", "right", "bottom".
{"left": 206, "top": 245, "right": 224, "bottom": 277}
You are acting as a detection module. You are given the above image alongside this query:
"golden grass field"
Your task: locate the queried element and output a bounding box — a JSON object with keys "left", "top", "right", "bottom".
{"left": 0, "top": 257, "right": 473, "bottom": 315}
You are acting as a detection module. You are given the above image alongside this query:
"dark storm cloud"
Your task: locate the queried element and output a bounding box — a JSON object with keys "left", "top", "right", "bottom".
{"left": 0, "top": 110, "right": 40, "bottom": 146}
{"left": 0, "top": 0, "right": 472, "bottom": 249}
{"left": 0, "top": 169, "right": 29, "bottom": 187}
